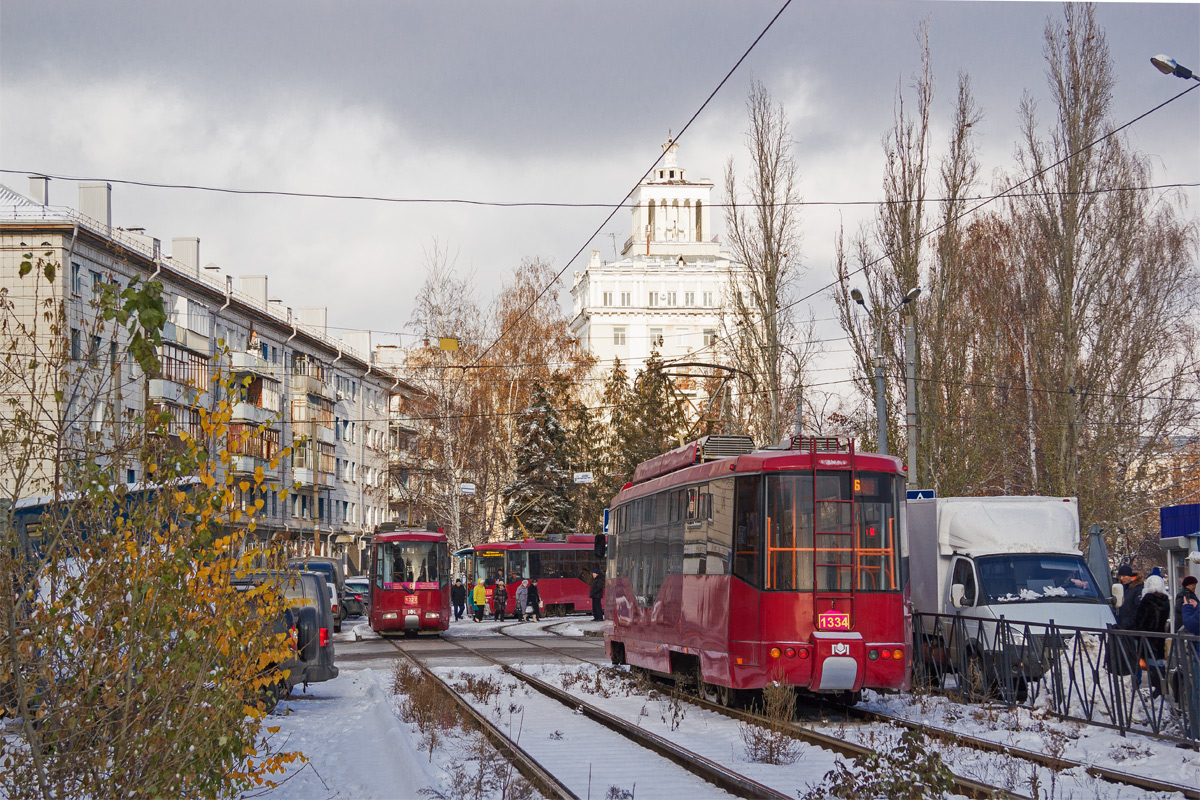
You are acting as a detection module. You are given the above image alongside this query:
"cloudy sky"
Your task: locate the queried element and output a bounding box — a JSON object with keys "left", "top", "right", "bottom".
{"left": 2, "top": 1, "right": 1197, "bottom": 365}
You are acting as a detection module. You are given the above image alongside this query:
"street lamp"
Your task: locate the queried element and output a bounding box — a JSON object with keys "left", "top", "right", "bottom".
{"left": 851, "top": 286, "right": 921, "bottom": 458}
{"left": 1151, "top": 54, "right": 1198, "bottom": 81}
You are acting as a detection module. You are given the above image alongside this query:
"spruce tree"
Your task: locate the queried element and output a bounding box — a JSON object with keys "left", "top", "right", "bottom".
{"left": 501, "top": 382, "right": 572, "bottom": 537}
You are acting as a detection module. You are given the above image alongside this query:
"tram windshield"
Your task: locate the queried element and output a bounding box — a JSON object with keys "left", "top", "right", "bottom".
{"left": 474, "top": 551, "right": 506, "bottom": 586}
{"left": 764, "top": 470, "right": 901, "bottom": 592}
{"left": 375, "top": 540, "right": 447, "bottom": 588}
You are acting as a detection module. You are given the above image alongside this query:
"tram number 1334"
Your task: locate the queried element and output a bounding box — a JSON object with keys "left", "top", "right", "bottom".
{"left": 818, "top": 610, "right": 852, "bottom": 631}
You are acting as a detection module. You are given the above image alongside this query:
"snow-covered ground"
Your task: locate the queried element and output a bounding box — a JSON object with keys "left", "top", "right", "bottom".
{"left": 246, "top": 617, "right": 1198, "bottom": 799}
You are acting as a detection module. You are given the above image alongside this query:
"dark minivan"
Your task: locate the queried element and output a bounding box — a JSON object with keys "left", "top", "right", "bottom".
{"left": 233, "top": 570, "right": 338, "bottom": 710}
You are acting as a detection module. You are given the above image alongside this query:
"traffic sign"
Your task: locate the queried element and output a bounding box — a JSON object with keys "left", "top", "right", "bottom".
{"left": 460, "top": 482, "right": 476, "bottom": 495}
{"left": 573, "top": 471, "right": 594, "bottom": 484}
{"left": 603, "top": 508, "right": 610, "bottom": 535}
{"left": 907, "top": 489, "right": 936, "bottom": 500}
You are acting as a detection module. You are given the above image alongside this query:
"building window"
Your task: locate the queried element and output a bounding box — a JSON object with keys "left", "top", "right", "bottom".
{"left": 88, "top": 335, "right": 101, "bottom": 366}
{"left": 703, "top": 291, "right": 713, "bottom": 307}
{"left": 90, "top": 270, "right": 102, "bottom": 296}
{"left": 620, "top": 292, "right": 630, "bottom": 307}
{"left": 613, "top": 327, "right": 627, "bottom": 346}
{"left": 649, "top": 293, "right": 658, "bottom": 308}
{"left": 684, "top": 291, "right": 695, "bottom": 306}
{"left": 696, "top": 201, "right": 703, "bottom": 240}
{"left": 665, "top": 291, "right": 677, "bottom": 307}
{"left": 703, "top": 329, "right": 718, "bottom": 347}
{"left": 649, "top": 328, "right": 664, "bottom": 348}
{"left": 70, "top": 328, "right": 81, "bottom": 360}
{"left": 71, "top": 263, "right": 82, "bottom": 295}
{"left": 602, "top": 291, "right": 612, "bottom": 306}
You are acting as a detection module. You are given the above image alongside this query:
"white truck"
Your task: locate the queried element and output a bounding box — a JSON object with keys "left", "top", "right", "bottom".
{"left": 908, "top": 496, "right": 1115, "bottom": 700}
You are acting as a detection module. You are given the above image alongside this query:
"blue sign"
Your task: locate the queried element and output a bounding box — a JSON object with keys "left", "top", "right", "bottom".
{"left": 603, "top": 508, "right": 610, "bottom": 535}
{"left": 907, "top": 489, "right": 936, "bottom": 500}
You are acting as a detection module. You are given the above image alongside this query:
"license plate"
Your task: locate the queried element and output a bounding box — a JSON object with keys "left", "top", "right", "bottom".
{"left": 818, "top": 610, "right": 851, "bottom": 631}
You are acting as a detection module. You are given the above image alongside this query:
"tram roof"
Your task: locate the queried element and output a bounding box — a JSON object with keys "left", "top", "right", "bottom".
{"left": 462, "top": 535, "right": 596, "bottom": 552}
{"left": 612, "top": 447, "right": 904, "bottom": 507}
{"left": 373, "top": 529, "right": 447, "bottom": 543}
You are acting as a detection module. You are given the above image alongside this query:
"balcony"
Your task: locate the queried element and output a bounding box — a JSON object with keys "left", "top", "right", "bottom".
{"left": 316, "top": 425, "right": 336, "bottom": 445}
{"left": 230, "top": 350, "right": 275, "bottom": 379}
{"left": 231, "top": 402, "right": 279, "bottom": 427}
{"left": 292, "top": 467, "right": 332, "bottom": 488}
{"left": 292, "top": 373, "right": 332, "bottom": 399}
{"left": 149, "top": 377, "right": 203, "bottom": 407}
{"left": 161, "top": 321, "right": 210, "bottom": 354}
{"left": 229, "top": 454, "right": 280, "bottom": 479}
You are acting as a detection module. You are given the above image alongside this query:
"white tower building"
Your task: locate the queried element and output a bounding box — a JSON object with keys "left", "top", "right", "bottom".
{"left": 570, "top": 139, "right": 741, "bottom": 391}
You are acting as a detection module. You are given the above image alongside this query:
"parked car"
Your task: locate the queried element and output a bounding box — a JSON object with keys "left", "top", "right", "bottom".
{"left": 343, "top": 576, "right": 369, "bottom": 616}
{"left": 288, "top": 557, "right": 345, "bottom": 623}
{"left": 327, "top": 581, "right": 341, "bottom": 633}
{"left": 232, "top": 570, "right": 339, "bottom": 710}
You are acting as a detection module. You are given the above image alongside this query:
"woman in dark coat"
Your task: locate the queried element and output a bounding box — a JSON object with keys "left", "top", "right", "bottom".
{"left": 492, "top": 581, "right": 508, "bottom": 622}
{"left": 590, "top": 569, "right": 605, "bottom": 621}
{"left": 1133, "top": 574, "right": 1171, "bottom": 696}
{"left": 527, "top": 579, "right": 541, "bottom": 622}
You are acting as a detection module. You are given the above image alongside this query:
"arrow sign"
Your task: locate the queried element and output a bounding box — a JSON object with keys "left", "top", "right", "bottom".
{"left": 906, "top": 489, "right": 936, "bottom": 500}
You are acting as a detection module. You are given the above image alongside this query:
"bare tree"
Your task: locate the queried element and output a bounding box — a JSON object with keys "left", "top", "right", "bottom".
{"left": 404, "top": 242, "right": 486, "bottom": 552}
{"left": 724, "top": 79, "right": 807, "bottom": 445}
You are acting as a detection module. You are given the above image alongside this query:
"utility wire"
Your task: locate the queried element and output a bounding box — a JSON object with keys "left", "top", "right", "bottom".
{"left": 664, "top": 79, "right": 1200, "bottom": 369}
{"left": 2, "top": 167, "right": 1192, "bottom": 210}
{"left": 469, "top": 0, "right": 795, "bottom": 367}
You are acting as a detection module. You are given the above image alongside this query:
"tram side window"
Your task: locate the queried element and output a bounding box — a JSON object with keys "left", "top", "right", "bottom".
{"left": 507, "top": 551, "right": 528, "bottom": 583}
{"left": 732, "top": 475, "right": 762, "bottom": 586}
{"left": 704, "top": 479, "right": 733, "bottom": 575}
{"left": 765, "top": 473, "right": 815, "bottom": 591}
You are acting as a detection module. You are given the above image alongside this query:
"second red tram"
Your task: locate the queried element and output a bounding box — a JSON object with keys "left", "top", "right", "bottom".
{"left": 369, "top": 526, "right": 451, "bottom": 635}
{"left": 605, "top": 435, "right": 909, "bottom": 704}
{"left": 454, "top": 536, "right": 603, "bottom": 616}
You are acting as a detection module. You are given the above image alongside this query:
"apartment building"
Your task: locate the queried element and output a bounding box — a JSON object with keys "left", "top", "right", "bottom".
{"left": 0, "top": 178, "right": 400, "bottom": 570}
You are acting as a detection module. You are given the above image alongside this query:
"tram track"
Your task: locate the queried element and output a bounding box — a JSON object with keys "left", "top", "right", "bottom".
{"left": 384, "top": 629, "right": 790, "bottom": 800}
{"left": 490, "top": 621, "right": 1200, "bottom": 800}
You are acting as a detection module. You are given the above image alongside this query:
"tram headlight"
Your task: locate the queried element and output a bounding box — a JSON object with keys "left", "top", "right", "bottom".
{"left": 425, "top": 612, "right": 440, "bottom": 619}
{"left": 382, "top": 612, "right": 398, "bottom": 620}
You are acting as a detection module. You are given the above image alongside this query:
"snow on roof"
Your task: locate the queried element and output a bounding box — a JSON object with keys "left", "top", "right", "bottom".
{"left": 938, "top": 496, "right": 1081, "bottom": 555}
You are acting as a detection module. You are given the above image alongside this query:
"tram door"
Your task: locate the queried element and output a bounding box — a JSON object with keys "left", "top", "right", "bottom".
{"left": 812, "top": 470, "right": 854, "bottom": 633}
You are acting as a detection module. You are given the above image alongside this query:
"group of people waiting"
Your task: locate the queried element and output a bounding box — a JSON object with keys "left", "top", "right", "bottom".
{"left": 447, "top": 569, "right": 606, "bottom": 623}
{"left": 1114, "top": 565, "right": 1199, "bottom": 738}
{"left": 450, "top": 577, "right": 543, "bottom": 622}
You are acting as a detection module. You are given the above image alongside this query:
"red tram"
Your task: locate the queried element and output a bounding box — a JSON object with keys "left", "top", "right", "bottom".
{"left": 454, "top": 536, "right": 603, "bottom": 616}
{"left": 369, "top": 526, "right": 451, "bottom": 635}
{"left": 605, "top": 435, "right": 909, "bottom": 705}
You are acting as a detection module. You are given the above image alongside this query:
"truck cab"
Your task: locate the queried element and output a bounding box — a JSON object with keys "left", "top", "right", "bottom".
{"left": 910, "top": 496, "right": 1115, "bottom": 700}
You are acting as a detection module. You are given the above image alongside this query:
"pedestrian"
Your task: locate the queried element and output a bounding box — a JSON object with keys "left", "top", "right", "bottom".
{"left": 1175, "top": 575, "right": 1199, "bottom": 632}
{"left": 590, "top": 569, "right": 605, "bottom": 622}
{"left": 471, "top": 581, "right": 487, "bottom": 622}
{"left": 1108, "top": 564, "right": 1145, "bottom": 678}
{"left": 1116, "top": 564, "right": 1145, "bottom": 629}
{"left": 493, "top": 580, "right": 508, "bottom": 622}
{"left": 1133, "top": 574, "right": 1171, "bottom": 696}
{"left": 451, "top": 578, "right": 466, "bottom": 621}
{"left": 527, "top": 578, "right": 542, "bottom": 622}
{"left": 515, "top": 579, "right": 530, "bottom": 621}
{"left": 1180, "top": 592, "right": 1200, "bottom": 739}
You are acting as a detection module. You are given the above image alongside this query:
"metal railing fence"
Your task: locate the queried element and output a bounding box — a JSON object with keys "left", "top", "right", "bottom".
{"left": 913, "top": 611, "right": 1200, "bottom": 747}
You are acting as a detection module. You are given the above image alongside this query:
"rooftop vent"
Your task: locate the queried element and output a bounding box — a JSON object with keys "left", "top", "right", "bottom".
{"left": 788, "top": 436, "right": 853, "bottom": 454}
{"left": 698, "top": 435, "right": 755, "bottom": 461}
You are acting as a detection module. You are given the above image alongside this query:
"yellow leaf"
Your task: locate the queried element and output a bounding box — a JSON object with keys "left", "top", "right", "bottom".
{"left": 239, "top": 481, "right": 250, "bottom": 492}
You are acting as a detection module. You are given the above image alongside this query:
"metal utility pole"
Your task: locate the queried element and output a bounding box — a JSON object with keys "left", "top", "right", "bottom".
{"left": 851, "top": 287, "right": 922, "bottom": 460}
{"left": 905, "top": 313, "right": 918, "bottom": 490}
